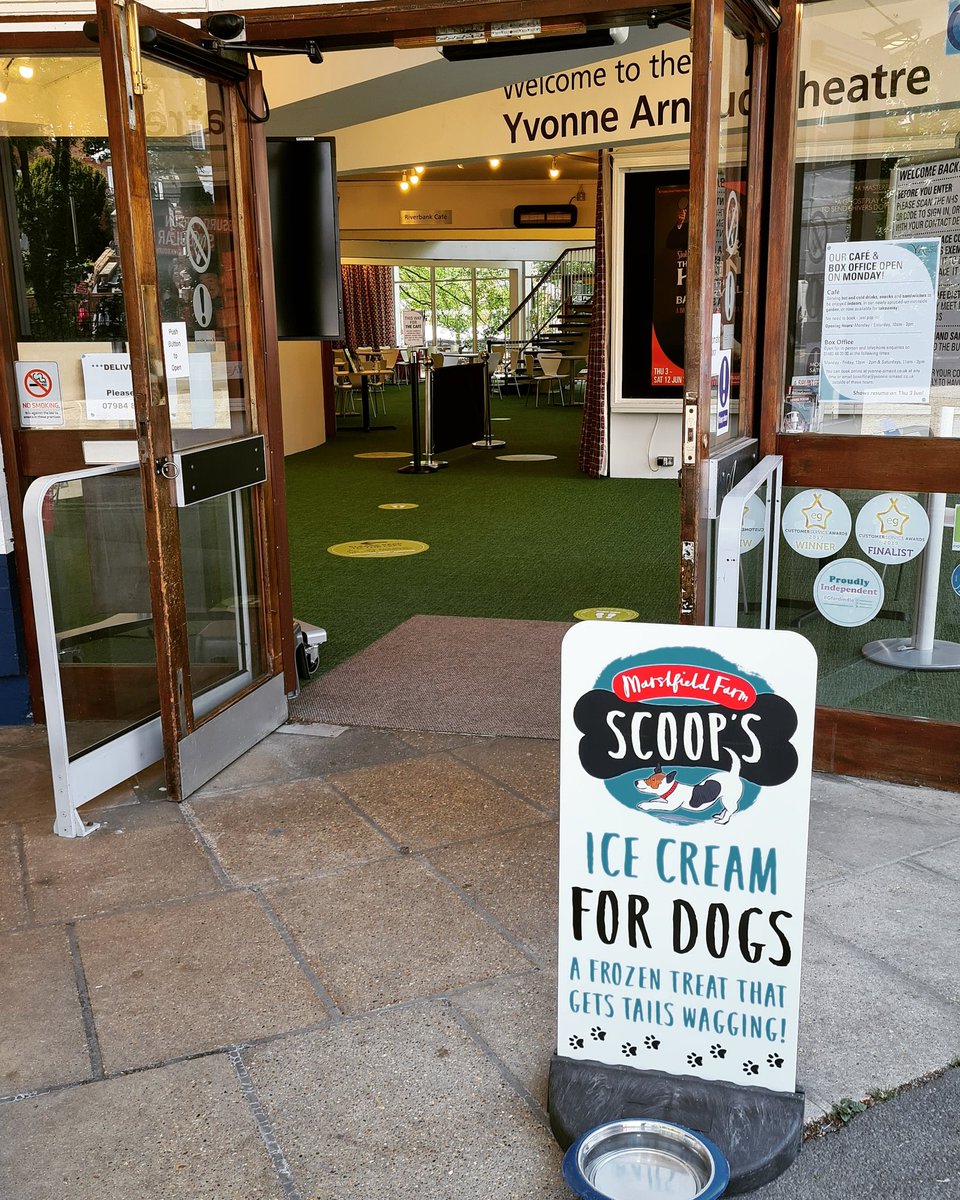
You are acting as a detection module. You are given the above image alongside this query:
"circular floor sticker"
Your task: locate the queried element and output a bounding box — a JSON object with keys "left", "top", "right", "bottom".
{"left": 855, "top": 493, "right": 929, "bottom": 563}
{"left": 813, "top": 557, "right": 884, "bottom": 626}
{"left": 328, "top": 539, "right": 428, "bottom": 558}
{"left": 781, "top": 489, "right": 851, "bottom": 558}
{"left": 378, "top": 502, "right": 418, "bottom": 510}
{"left": 354, "top": 451, "right": 412, "bottom": 459}
{"left": 496, "top": 453, "right": 557, "bottom": 462}
{"left": 574, "top": 607, "right": 639, "bottom": 622}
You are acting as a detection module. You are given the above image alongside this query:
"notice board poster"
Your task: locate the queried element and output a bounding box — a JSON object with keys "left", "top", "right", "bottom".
{"left": 891, "top": 156, "right": 960, "bottom": 390}
{"left": 620, "top": 171, "right": 743, "bottom": 399}
{"left": 818, "top": 238, "right": 940, "bottom": 405}
{"left": 558, "top": 623, "right": 816, "bottom": 1093}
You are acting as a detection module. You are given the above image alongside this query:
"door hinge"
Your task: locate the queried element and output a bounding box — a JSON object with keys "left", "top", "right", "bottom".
{"left": 683, "top": 397, "right": 698, "bottom": 465}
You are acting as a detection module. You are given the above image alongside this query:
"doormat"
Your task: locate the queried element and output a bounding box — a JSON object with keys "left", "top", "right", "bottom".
{"left": 287, "top": 614, "right": 572, "bottom": 738}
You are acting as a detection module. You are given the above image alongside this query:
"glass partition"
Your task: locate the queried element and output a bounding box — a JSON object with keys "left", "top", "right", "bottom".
{"left": 784, "top": 0, "right": 960, "bottom": 438}
{"left": 776, "top": 485, "right": 960, "bottom": 722}
{"left": 36, "top": 468, "right": 160, "bottom": 759}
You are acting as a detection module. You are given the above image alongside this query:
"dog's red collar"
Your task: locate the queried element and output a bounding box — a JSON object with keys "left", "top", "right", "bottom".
{"left": 660, "top": 780, "right": 679, "bottom": 800}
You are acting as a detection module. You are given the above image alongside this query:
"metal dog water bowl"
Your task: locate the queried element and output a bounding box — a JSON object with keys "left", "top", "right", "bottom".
{"left": 562, "top": 1118, "right": 729, "bottom": 1200}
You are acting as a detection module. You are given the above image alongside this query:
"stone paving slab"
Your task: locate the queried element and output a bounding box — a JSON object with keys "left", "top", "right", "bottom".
{"left": 426, "top": 821, "right": 560, "bottom": 964}
{"left": 264, "top": 857, "right": 533, "bottom": 1014}
{"left": 0, "top": 925, "right": 91, "bottom": 1096}
{"left": 0, "top": 1055, "right": 280, "bottom": 1200}
{"left": 23, "top": 809, "right": 218, "bottom": 923}
{"left": 329, "top": 752, "right": 546, "bottom": 850}
{"left": 76, "top": 892, "right": 330, "bottom": 1072}
{"left": 186, "top": 776, "right": 395, "bottom": 887}
{"left": 244, "top": 1003, "right": 571, "bottom": 1200}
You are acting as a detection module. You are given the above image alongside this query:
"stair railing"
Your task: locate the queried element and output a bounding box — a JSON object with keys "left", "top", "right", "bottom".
{"left": 486, "top": 245, "right": 595, "bottom": 367}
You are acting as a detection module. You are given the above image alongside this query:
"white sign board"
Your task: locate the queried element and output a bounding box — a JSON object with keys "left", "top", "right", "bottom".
{"left": 891, "top": 156, "right": 960, "bottom": 389}
{"left": 14, "top": 361, "right": 64, "bottom": 427}
{"left": 818, "top": 238, "right": 941, "bottom": 405}
{"left": 401, "top": 309, "right": 426, "bottom": 348}
{"left": 558, "top": 623, "right": 816, "bottom": 1093}
{"left": 81, "top": 353, "right": 135, "bottom": 421}
{"left": 162, "top": 321, "right": 190, "bottom": 380}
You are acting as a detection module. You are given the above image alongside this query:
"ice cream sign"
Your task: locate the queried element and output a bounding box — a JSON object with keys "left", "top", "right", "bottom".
{"left": 558, "top": 623, "right": 816, "bottom": 1094}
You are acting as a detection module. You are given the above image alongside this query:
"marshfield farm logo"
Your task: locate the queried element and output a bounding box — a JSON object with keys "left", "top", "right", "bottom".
{"left": 574, "top": 647, "right": 800, "bottom": 826}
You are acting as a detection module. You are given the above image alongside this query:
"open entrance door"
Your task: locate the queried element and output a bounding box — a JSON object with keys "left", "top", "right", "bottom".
{"left": 679, "top": 0, "right": 778, "bottom": 622}
{"left": 88, "top": 0, "right": 289, "bottom": 803}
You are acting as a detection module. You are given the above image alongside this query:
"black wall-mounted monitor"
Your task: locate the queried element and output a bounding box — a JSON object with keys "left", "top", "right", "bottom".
{"left": 266, "top": 136, "right": 344, "bottom": 340}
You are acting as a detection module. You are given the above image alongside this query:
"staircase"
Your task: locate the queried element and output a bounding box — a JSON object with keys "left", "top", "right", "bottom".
{"left": 487, "top": 246, "right": 595, "bottom": 367}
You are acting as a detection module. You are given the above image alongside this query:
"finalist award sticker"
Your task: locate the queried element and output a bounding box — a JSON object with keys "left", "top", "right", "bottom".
{"left": 855, "top": 493, "right": 929, "bottom": 563}
{"left": 813, "top": 558, "right": 884, "bottom": 626}
{"left": 781, "top": 489, "right": 851, "bottom": 558}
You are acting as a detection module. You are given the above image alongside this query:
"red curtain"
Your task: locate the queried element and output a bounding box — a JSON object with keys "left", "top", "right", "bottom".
{"left": 340, "top": 264, "right": 396, "bottom": 349}
{"left": 578, "top": 154, "right": 608, "bottom": 477}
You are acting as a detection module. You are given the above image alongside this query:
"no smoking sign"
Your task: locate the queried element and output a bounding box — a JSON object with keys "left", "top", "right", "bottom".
{"left": 15, "top": 361, "right": 63, "bottom": 427}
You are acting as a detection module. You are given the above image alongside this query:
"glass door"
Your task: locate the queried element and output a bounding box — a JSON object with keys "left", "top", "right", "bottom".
{"left": 680, "top": 0, "right": 777, "bottom": 622}
{"left": 95, "top": 0, "right": 287, "bottom": 799}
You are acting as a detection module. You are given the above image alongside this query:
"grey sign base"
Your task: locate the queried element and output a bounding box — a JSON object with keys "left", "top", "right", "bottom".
{"left": 548, "top": 1053, "right": 804, "bottom": 1195}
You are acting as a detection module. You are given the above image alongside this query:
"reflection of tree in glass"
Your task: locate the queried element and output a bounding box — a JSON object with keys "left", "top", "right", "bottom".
{"left": 397, "top": 265, "right": 510, "bottom": 349}
{"left": 11, "top": 137, "right": 111, "bottom": 339}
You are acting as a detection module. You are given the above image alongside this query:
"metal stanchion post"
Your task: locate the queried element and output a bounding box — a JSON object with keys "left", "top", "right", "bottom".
{"left": 472, "top": 351, "right": 506, "bottom": 449}
{"left": 398, "top": 350, "right": 440, "bottom": 474}
{"left": 420, "top": 359, "right": 447, "bottom": 471}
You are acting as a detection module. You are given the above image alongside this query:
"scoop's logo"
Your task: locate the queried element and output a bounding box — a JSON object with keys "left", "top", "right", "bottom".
{"left": 577, "top": 648, "right": 799, "bottom": 826}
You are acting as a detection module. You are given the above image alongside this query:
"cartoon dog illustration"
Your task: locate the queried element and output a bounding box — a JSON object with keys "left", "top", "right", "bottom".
{"left": 633, "top": 748, "right": 744, "bottom": 825}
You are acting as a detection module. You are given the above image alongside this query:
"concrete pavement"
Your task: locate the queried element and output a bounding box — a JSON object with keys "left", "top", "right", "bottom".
{"left": 0, "top": 719, "right": 957, "bottom": 1198}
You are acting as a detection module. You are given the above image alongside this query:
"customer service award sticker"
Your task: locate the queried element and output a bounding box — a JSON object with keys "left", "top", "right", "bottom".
{"left": 781, "top": 489, "right": 851, "bottom": 558}
{"left": 813, "top": 558, "right": 884, "bottom": 626}
{"left": 855, "top": 493, "right": 929, "bottom": 563}
{"left": 558, "top": 622, "right": 816, "bottom": 1094}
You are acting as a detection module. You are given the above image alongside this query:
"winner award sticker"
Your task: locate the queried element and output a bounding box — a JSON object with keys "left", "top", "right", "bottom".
{"left": 855, "top": 493, "right": 929, "bottom": 563}
{"left": 781, "top": 489, "right": 851, "bottom": 558}
{"left": 813, "top": 558, "right": 884, "bottom": 626}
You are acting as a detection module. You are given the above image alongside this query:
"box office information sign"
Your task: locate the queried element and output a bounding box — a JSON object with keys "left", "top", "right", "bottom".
{"left": 558, "top": 623, "right": 817, "bottom": 1093}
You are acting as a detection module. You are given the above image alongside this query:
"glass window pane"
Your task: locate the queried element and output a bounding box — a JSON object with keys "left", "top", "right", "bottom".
{"left": 785, "top": 0, "right": 960, "bottom": 438}
{"left": 777, "top": 485, "right": 960, "bottom": 722}
{"left": 0, "top": 55, "right": 133, "bottom": 432}
{"left": 142, "top": 60, "right": 250, "bottom": 449}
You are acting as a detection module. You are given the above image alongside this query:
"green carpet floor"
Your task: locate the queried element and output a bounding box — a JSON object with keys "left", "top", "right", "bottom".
{"left": 284, "top": 383, "right": 680, "bottom": 674}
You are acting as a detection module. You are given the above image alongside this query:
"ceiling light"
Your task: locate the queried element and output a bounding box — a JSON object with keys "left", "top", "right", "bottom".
{"left": 409, "top": 170, "right": 420, "bottom": 186}
{"left": 17, "top": 62, "right": 34, "bottom": 80}
{"left": 489, "top": 157, "right": 501, "bottom": 170}
{"left": 399, "top": 171, "right": 410, "bottom": 192}
{"left": 549, "top": 157, "right": 560, "bottom": 179}
{"left": 413, "top": 165, "right": 425, "bottom": 175}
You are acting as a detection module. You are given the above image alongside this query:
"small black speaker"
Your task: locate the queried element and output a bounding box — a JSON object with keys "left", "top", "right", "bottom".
{"left": 266, "top": 137, "right": 344, "bottom": 340}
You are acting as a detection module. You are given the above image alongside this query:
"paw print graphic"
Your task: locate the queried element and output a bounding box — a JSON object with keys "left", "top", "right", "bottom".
{"left": 743, "top": 1060, "right": 760, "bottom": 1076}
{"left": 709, "top": 1044, "right": 727, "bottom": 1059}
{"left": 686, "top": 1053, "right": 703, "bottom": 1068}
{"left": 590, "top": 1026, "right": 607, "bottom": 1042}
{"left": 767, "top": 1053, "right": 784, "bottom": 1069}
{"left": 643, "top": 1035, "right": 660, "bottom": 1050}
{"left": 569, "top": 1036, "right": 584, "bottom": 1050}
{"left": 622, "top": 1043, "right": 638, "bottom": 1058}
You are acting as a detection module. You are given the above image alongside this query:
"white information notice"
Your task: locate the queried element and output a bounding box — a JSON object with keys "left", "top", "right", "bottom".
{"left": 558, "top": 623, "right": 816, "bottom": 1094}
{"left": 401, "top": 309, "right": 425, "bottom": 348}
{"left": 81, "top": 353, "right": 134, "bottom": 421}
{"left": 162, "top": 321, "right": 190, "bottom": 380}
{"left": 892, "top": 157, "right": 960, "bottom": 390}
{"left": 818, "top": 238, "right": 941, "bottom": 405}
